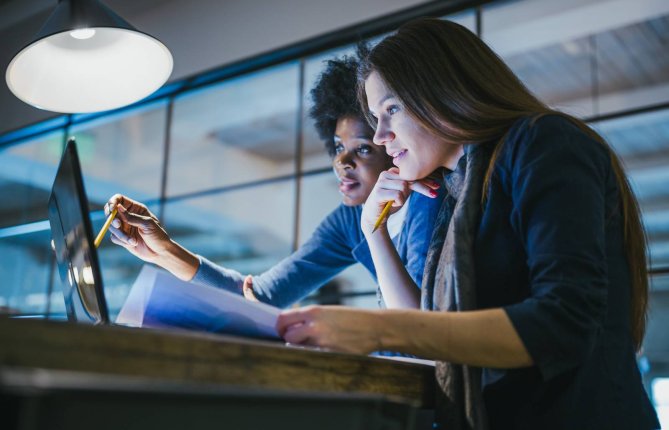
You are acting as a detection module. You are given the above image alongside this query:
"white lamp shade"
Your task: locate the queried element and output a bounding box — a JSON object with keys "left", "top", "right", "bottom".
{"left": 6, "top": 27, "right": 173, "bottom": 113}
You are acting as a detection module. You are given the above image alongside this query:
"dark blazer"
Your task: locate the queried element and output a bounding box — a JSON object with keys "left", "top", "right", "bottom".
{"left": 475, "top": 115, "right": 659, "bottom": 429}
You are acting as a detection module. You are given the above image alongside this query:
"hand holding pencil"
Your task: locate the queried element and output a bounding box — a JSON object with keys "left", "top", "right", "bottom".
{"left": 102, "top": 194, "right": 200, "bottom": 282}
{"left": 102, "top": 194, "right": 171, "bottom": 262}
{"left": 362, "top": 168, "right": 441, "bottom": 237}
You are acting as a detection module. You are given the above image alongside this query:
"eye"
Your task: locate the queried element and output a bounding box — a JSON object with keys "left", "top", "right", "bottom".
{"left": 357, "top": 144, "right": 372, "bottom": 155}
{"left": 334, "top": 143, "right": 344, "bottom": 154}
{"left": 387, "top": 105, "right": 399, "bottom": 115}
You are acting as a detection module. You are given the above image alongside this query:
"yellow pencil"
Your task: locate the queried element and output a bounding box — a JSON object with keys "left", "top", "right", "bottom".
{"left": 372, "top": 200, "right": 394, "bottom": 233}
{"left": 94, "top": 208, "right": 117, "bottom": 248}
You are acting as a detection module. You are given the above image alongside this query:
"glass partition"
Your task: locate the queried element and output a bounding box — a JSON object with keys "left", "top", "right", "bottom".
{"left": 163, "top": 179, "right": 295, "bottom": 280}
{"left": 482, "top": 0, "right": 669, "bottom": 118}
{"left": 168, "top": 63, "right": 301, "bottom": 196}
{"left": 594, "top": 108, "right": 669, "bottom": 268}
{"left": 69, "top": 100, "right": 168, "bottom": 210}
{"left": 0, "top": 228, "right": 55, "bottom": 316}
{"left": 0, "top": 130, "right": 64, "bottom": 229}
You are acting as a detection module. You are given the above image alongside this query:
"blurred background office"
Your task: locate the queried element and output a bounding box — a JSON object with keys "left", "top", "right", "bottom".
{"left": 0, "top": 0, "right": 667, "bottom": 424}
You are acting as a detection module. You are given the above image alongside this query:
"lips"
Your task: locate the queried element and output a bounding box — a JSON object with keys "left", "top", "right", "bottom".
{"left": 389, "top": 149, "right": 407, "bottom": 165}
{"left": 338, "top": 176, "right": 360, "bottom": 193}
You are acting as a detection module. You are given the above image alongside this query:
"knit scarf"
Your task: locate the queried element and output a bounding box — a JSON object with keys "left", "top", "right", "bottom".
{"left": 421, "top": 142, "right": 494, "bottom": 430}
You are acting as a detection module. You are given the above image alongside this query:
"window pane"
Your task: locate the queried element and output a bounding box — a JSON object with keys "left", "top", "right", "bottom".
{"left": 69, "top": 100, "right": 168, "bottom": 212}
{"left": 591, "top": 15, "right": 669, "bottom": 116}
{"left": 0, "top": 130, "right": 65, "bottom": 317}
{"left": 482, "top": 0, "right": 594, "bottom": 116}
{"left": 0, "top": 130, "right": 64, "bottom": 229}
{"left": 596, "top": 110, "right": 669, "bottom": 423}
{"left": 594, "top": 108, "right": 669, "bottom": 267}
{"left": 645, "top": 275, "right": 669, "bottom": 366}
{"left": 0, "top": 228, "right": 54, "bottom": 316}
{"left": 168, "top": 63, "right": 300, "bottom": 196}
{"left": 482, "top": 1, "right": 669, "bottom": 118}
{"left": 163, "top": 180, "right": 295, "bottom": 279}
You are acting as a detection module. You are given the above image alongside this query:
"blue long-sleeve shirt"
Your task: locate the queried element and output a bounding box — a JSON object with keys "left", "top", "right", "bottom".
{"left": 192, "top": 192, "right": 441, "bottom": 308}
{"left": 476, "top": 115, "right": 658, "bottom": 429}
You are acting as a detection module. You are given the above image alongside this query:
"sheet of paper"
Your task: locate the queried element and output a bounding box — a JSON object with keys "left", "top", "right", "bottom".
{"left": 373, "top": 355, "right": 436, "bottom": 366}
{"left": 116, "top": 265, "right": 281, "bottom": 339}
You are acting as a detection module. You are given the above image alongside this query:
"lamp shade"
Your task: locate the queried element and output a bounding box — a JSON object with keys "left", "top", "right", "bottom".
{"left": 6, "top": 0, "right": 173, "bottom": 113}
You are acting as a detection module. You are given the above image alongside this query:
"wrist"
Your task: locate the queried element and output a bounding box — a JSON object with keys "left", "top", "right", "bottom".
{"left": 365, "top": 226, "right": 392, "bottom": 248}
{"left": 375, "top": 310, "right": 431, "bottom": 353}
{"left": 159, "top": 240, "right": 200, "bottom": 281}
{"left": 375, "top": 310, "right": 406, "bottom": 351}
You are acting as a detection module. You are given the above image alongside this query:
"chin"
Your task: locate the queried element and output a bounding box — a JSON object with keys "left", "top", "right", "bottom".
{"left": 341, "top": 196, "right": 355, "bottom": 206}
{"left": 343, "top": 195, "right": 364, "bottom": 206}
{"left": 399, "top": 162, "right": 433, "bottom": 181}
{"left": 397, "top": 168, "right": 420, "bottom": 181}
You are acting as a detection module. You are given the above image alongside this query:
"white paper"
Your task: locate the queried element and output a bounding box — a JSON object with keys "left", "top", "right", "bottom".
{"left": 373, "top": 355, "right": 436, "bottom": 366}
{"left": 116, "top": 265, "right": 281, "bottom": 339}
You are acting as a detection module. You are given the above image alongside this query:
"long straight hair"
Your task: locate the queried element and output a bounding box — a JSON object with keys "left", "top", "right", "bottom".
{"left": 358, "top": 17, "right": 649, "bottom": 350}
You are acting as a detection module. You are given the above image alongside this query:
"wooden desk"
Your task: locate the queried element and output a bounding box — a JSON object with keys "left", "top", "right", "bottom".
{"left": 0, "top": 317, "right": 434, "bottom": 408}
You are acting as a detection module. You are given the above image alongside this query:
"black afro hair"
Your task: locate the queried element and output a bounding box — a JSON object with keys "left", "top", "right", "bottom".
{"left": 309, "top": 45, "right": 371, "bottom": 156}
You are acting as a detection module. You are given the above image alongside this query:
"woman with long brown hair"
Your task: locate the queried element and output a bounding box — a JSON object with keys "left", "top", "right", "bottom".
{"left": 277, "top": 18, "right": 659, "bottom": 429}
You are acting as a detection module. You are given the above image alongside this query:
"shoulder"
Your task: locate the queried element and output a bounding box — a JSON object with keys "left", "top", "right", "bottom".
{"left": 320, "top": 203, "right": 362, "bottom": 230}
{"left": 314, "top": 204, "right": 364, "bottom": 246}
{"left": 497, "top": 114, "right": 610, "bottom": 172}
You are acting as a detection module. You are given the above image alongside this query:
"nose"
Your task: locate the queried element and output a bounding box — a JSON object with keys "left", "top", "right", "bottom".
{"left": 335, "top": 149, "right": 355, "bottom": 169}
{"left": 373, "top": 119, "right": 395, "bottom": 146}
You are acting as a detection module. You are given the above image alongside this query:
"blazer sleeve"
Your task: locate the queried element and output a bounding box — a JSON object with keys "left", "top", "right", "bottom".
{"left": 502, "top": 116, "right": 611, "bottom": 381}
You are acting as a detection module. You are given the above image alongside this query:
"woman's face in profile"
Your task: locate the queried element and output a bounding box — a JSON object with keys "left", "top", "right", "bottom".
{"left": 332, "top": 116, "right": 393, "bottom": 206}
{"left": 365, "top": 71, "right": 455, "bottom": 180}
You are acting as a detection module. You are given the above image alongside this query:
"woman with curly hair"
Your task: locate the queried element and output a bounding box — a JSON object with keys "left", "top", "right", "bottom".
{"left": 104, "top": 51, "right": 441, "bottom": 309}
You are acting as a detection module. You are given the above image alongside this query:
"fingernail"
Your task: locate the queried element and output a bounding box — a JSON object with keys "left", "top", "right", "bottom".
{"left": 129, "top": 237, "right": 137, "bottom": 246}
{"left": 430, "top": 190, "right": 438, "bottom": 197}
{"left": 432, "top": 181, "right": 440, "bottom": 188}
{"left": 112, "top": 219, "right": 121, "bottom": 228}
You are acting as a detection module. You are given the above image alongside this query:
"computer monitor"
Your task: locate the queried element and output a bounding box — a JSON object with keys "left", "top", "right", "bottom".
{"left": 48, "top": 138, "right": 109, "bottom": 324}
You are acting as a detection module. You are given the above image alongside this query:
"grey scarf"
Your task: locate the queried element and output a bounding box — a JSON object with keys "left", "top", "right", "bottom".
{"left": 421, "top": 142, "right": 493, "bottom": 430}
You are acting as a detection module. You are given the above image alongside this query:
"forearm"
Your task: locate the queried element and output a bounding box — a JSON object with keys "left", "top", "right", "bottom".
{"left": 366, "top": 228, "right": 420, "bottom": 309}
{"left": 376, "top": 308, "right": 533, "bottom": 368}
{"left": 156, "top": 240, "right": 200, "bottom": 281}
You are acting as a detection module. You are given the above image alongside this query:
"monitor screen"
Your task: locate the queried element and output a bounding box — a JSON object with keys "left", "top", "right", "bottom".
{"left": 48, "top": 138, "right": 109, "bottom": 324}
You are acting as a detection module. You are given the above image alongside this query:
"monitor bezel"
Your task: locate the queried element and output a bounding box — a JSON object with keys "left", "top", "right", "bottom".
{"left": 48, "top": 138, "right": 109, "bottom": 324}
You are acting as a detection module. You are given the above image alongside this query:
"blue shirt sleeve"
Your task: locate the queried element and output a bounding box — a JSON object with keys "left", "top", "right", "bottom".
{"left": 191, "top": 255, "right": 245, "bottom": 294}
{"left": 192, "top": 205, "right": 360, "bottom": 308}
{"left": 402, "top": 190, "right": 444, "bottom": 288}
{"left": 501, "top": 116, "right": 610, "bottom": 381}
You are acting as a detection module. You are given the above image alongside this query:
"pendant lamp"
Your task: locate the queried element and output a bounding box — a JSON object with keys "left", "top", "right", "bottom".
{"left": 6, "top": 0, "right": 173, "bottom": 113}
